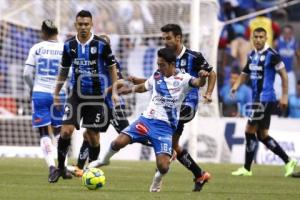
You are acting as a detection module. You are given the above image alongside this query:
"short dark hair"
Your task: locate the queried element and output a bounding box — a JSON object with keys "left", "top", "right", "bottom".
{"left": 76, "top": 10, "right": 92, "bottom": 19}
{"left": 283, "top": 24, "right": 293, "bottom": 31}
{"left": 157, "top": 47, "right": 176, "bottom": 63}
{"left": 160, "top": 24, "right": 182, "bottom": 37}
{"left": 41, "top": 19, "right": 58, "bottom": 36}
{"left": 253, "top": 27, "right": 267, "bottom": 34}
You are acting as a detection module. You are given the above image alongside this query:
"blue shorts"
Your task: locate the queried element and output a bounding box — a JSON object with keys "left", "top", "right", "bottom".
{"left": 122, "top": 116, "right": 173, "bottom": 156}
{"left": 31, "top": 92, "right": 65, "bottom": 128}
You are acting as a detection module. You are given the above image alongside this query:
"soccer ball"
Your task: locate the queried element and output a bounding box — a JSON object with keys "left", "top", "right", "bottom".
{"left": 82, "top": 168, "right": 106, "bottom": 190}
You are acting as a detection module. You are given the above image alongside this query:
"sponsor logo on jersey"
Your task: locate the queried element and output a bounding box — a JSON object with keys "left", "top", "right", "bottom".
{"left": 36, "top": 47, "right": 63, "bottom": 55}
{"left": 75, "top": 68, "right": 98, "bottom": 74}
{"left": 250, "top": 72, "right": 263, "bottom": 80}
{"left": 73, "top": 58, "right": 96, "bottom": 66}
{"left": 249, "top": 64, "right": 263, "bottom": 71}
{"left": 153, "top": 95, "right": 177, "bottom": 107}
{"left": 260, "top": 55, "right": 265, "bottom": 62}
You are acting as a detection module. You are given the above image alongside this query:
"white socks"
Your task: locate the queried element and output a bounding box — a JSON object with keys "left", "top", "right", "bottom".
{"left": 88, "top": 145, "right": 118, "bottom": 168}
{"left": 154, "top": 170, "right": 164, "bottom": 180}
{"left": 40, "top": 136, "right": 55, "bottom": 167}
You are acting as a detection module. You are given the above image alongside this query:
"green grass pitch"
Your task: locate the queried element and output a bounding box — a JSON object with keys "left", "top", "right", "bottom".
{"left": 0, "top": 158, "right": 299, "bottom": 200}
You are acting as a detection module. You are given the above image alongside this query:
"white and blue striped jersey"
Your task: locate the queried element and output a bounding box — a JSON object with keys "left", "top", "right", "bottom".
{"left": 143, "top": 70, "right": 194, "bottom": 129}
{"left": 25, "top": 40, "right": 64, "bottom": 94}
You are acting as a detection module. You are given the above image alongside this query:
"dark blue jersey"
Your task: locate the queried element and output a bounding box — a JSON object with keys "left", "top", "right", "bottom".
{"left": 176, "top": 46, "right": 212, "bottom": 108}
{"left": 242, "top": 46, "right": 283, "bottom": 102}
{"left": 61, "top": 34, "right": 116, "bottom": 95}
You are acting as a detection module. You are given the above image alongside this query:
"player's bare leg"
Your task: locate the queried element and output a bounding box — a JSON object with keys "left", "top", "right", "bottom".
{"left": 88, "top": 133, "right": 131, "bottom": 168}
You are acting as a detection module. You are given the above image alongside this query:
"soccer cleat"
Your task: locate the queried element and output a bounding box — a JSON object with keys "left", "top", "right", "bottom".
{"left": 149, "top": 175, "right": 163, "bottom": 192}
{"left": 48, "top": 167, "right": 72, "bottom": 183}
{"left": 193, "top": 171, "right": 211, "bottom": 192}
{"left": 231, "top": 167, "right": 252, "bottom": 176}
{"left": 49, "top": 168, "right": 62, "bottom": 183}
{"left": 66, "top": 165, "right": 84, "bottom": 177}
{"left": 291, "top": 171, "right": 300, "bottom": 178}
{"left": 62, "top": 168, "right": 73, "bottom": 179}
{"left": 48, "top": 166, "right": 56, "bottom": 179}
{"left": 284, "top": 159, "right": 297, "bottom": 177}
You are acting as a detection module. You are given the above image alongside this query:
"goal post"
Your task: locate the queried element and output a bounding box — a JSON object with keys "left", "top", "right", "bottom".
{"left": 188, "top": 0, "right": 225, "bottom": 163}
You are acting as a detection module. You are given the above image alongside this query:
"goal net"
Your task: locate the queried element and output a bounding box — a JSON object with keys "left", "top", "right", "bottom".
{"left": 0, "top": 0, "right": 220, "bottom": 159}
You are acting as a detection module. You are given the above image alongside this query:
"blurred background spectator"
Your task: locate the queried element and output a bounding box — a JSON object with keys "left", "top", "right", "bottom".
{"left": 288, "top": 80, "right": 300, "bottom": 118}
{"left": 274, "top": 24, "right": 300, "bottom": 99}
{"left": 229, "top": 23, "right": 251, "bottom": 68}
{"left": 219, "top": 67, "right": 252, "bottom": 117}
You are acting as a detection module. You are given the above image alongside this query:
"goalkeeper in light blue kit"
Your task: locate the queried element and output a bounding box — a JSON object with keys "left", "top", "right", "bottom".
{"left": 89, "top": 47, "right": 208, "bottom": 192}
{"left": 23, "top": 20, "right": 71, "bottom": 182}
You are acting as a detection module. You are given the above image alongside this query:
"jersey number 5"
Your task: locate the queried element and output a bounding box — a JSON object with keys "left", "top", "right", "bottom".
{"left": 37, "top": 58, "right": 59, "bottom": 76}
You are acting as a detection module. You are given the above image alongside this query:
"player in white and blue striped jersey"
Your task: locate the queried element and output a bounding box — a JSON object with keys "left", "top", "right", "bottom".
{"left": 23, "top": 20, "right": 71, "bottom": 182}
{"left": 88, "top": 47, "right": 207, "bottom": 192}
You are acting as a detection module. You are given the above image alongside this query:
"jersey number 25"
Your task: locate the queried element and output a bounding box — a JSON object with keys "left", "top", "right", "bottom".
{"left": 37, "top": 58, "right": 59, "bottom": 76}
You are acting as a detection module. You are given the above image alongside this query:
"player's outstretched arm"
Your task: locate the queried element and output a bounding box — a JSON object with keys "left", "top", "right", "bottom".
{"left": 132, "top": 83, "right": 147, "bottom": 93}
{"left": 111, "top": 80, "right": 147, "bottom": 95}
{"left": 126, "top": 76, "right": 147, "bottom": 85}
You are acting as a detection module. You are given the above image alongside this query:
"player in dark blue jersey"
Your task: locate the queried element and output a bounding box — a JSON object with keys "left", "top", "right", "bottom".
{"left": 49, "top": 10, "right": 119, "bottom": 183}
{"left": 159, "top": 24, "right": 216, "bottom": 191}
{"left": 67, "top": 35, "right": 129, "bottom": 177}
{"left": 231, "top": 27, "right": 297, "bottom": 177}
